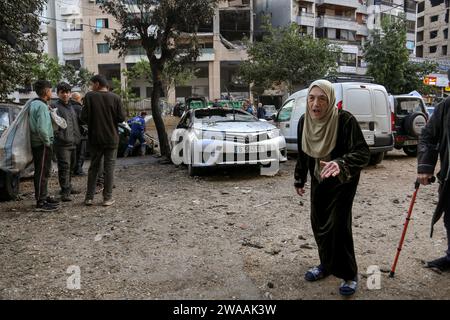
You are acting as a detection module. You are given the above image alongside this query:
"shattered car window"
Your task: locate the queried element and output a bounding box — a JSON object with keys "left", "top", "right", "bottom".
{"left": 193, "top": 109, "right": 257, "bottom": 122}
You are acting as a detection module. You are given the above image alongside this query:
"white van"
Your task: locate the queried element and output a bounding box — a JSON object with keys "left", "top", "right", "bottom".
{"left": 275, "top": 82, "right": 394, "bottom": 165}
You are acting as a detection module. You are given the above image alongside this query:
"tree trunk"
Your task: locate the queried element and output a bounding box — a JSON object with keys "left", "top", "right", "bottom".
{"left": 150, "top": 60, "right": 172, "bottom": 162}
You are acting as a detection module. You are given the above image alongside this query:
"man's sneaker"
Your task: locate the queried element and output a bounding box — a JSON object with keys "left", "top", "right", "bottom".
{"left": 36, "top": 202, "right": 59, "bottom": 212}
{"left": 84, "top": 199, "right": 93, "bottom": 206}
{"left": 103, "top": 199, "right": 115, "bottom": 206}
{"left": 45, "top": 196, "right": 60, "bottom": 205}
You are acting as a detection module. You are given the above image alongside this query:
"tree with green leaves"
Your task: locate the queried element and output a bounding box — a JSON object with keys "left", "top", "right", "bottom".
{"left": 0, "top": 0, "right": 46, "bottom": 100}
{"left": 29, "top": 54, "right": 94, "bottom": 93}
{"left": 101, "top": 0, "right": 218, "bottom": 161}
{"left": 240, "top": 23, "right": 340, "bottom": 95}
{"left": 364, "top": 15, "right": 438, "bottom": 94}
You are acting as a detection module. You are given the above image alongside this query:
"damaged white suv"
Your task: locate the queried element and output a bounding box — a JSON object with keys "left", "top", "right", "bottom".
{"left": 171, "top": 107, "right": 287, "bottom": 176}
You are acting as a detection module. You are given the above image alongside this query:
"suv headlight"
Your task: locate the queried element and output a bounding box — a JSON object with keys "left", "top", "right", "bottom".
{"left": 267, "top": 129, "right": 279, "bottom": 139}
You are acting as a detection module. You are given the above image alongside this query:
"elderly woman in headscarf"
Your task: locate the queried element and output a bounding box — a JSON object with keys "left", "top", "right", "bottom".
{"left": 294, "top": 79, "right": 370, "bottom": 296}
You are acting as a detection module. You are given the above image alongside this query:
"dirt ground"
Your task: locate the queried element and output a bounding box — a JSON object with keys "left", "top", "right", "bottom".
{"left": 0, "top": 147, "right": 449, "bottom": 300}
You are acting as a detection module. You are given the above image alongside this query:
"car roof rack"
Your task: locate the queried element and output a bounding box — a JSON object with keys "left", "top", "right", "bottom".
{"left": 323, "top": 74, "right": 375, "bottom": 83}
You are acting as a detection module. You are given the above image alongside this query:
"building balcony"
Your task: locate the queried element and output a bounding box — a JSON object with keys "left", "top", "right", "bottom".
{"left": 62, "top": 30, "right": 82, "bottom": 39}
{"left": 317, "top": 15, "right": 358, "bottom": 31}
{"left": 356, "top": 24, "right": 369, "bottom": 37}
{"left": 62, "top": 39, "right": 82, "bottom": 54}
{"left": 296, "top": 12, "right": 315, "bottom": 27}
{"left": 356, "top": 5, "right": 368, "bottom": 14}
{"left": 316, "top": 0, "right": 360, "bottom": 9}
{"left": 124, "top": 48, "right": 215, "bottom": 63}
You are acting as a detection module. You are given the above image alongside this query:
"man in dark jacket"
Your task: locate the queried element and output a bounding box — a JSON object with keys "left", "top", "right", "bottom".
{"left": 52, "top": 82, "right": 81, "bottom": 202}
{"left": 417, "top": 95, "right": 450, "bottom": 271}
{"left": 70, "top": 92, "right": 87, "bottom": 176}
{"left": 81, "top": 74, "right": 125, "bottom": 206}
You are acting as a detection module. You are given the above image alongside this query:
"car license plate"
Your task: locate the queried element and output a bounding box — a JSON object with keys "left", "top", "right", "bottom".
{"left": 235, "top": 145, "right": 266, "bottom": 153}
{"left": 403, "top": 140, "right": 417, "bottom": 146}
{"left": 364, "top": 132, "right": 375, "bottom": 145}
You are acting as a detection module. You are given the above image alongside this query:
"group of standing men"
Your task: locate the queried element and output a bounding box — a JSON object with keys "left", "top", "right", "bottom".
{"left": 29, "top": 74, "right": 125, "bottom": 211}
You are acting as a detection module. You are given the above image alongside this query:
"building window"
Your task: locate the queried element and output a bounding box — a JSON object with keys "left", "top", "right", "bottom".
{"left": 416, "top": 45, "right": 423, "bottom": 58}
{"left": 444, "top": 28, "right": 448, "bottom": 39}
{"left": 429, "top": 45, "right": 437, "bottom": 53}
{"left": 417, "top": 16, "right": 424, "bottom": 28}
{"left": 339, "top": 53, "right": 357, "bottom": 67}
{"left": 66, "top": 59, "right": 81, "bottom": 70}
{"left": 97, "top": 43, "right": 110, "bottom": 54}
{"left": 63, "top": 18, "right": 83, "bottom": 31}
{"left": 417, "top": 1, "right": 425, "bottom": 13}
{"left": 443, "top": 45, "right": 448, "bottom": 55}
{"left": 430, "top": 15, "right": 439, "bottom": 23}
{"left": 430, "top": 30, "right": 438, "bottom": 39}
{"left": 417, "top": 31, "right": 424, "bottom": 42}
{"left": 96, "top": 18, "right": 109, "bottom": 29}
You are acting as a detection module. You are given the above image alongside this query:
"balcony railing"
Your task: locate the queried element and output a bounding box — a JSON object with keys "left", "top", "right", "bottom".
{"left": 317, "top": 15, "right": 358, "bottom": 31}
{"left": 316, "top": 0, "right": 360, "bottom": 9}
{"left": 297, "top": 12, "right": 315, "bottom": 27}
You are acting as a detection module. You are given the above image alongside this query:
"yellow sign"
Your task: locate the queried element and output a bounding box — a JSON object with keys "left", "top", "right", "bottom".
{"left": 445, "top": 86, "right": 450, "bottom": 92}
{"left": 424, "top": 76, "right": 437, "bottom": 86}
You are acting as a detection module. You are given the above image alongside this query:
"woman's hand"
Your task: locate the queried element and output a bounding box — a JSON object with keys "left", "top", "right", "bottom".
{"left": 418, "top": 173, "right": 433, "bottom": 185}
{"left": 320, "top": 160, "right": 340, "bottom": 179}
{"left": 295, "top": 187, "right": 305, "bottom": 196}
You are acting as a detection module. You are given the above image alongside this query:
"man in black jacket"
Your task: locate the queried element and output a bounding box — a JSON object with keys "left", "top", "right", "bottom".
{"left": 417, "top": 94, "right": 450, "bottom": 272}
{"left": 70, "top": 92, "right": 87, "bottom": 176}
{"left": 81, "top": 74, "right": 125, "bottom": 206}
{"left": 52, "top": 82, "right": 81, "bottom": 201}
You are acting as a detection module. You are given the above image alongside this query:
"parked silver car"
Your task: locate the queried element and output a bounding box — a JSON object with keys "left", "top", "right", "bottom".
{"left": 0, "top": 102, "right": 23, "bottom": 200}
{"left": 171, "top": 107, "right": 287, "bottom": 176}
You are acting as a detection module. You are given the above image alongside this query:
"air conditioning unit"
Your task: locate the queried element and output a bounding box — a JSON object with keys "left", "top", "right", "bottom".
{"left": 94, "top": 28, "right": 101, "bottom": 34}
{"left": 89, "top": 0, "right": 95, "bottom": 2}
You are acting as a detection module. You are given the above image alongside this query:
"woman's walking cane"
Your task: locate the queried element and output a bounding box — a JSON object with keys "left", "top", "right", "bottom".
{"left": 389, "top": 176, "right": 435, "bottom": 278}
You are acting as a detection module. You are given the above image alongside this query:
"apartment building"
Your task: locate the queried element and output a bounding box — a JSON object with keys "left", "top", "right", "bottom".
{"left": 415, "top": 0, "right": 450, "bottom": 59}
{"left": 78, "top": 0, "right": 253, "bottom": 103}
{"left": 254, "top": 0, "right": 417, "bottom": 76}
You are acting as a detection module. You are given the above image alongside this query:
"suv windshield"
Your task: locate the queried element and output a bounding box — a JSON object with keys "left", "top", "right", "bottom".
{"left": 395, "top": 98, "right": 425, "bottom": 115}
{"left": 277, "top": 99, "right": 294, "bottom": 122}
{"left": 193, "top": 109, "right": 257, "bottom": 123}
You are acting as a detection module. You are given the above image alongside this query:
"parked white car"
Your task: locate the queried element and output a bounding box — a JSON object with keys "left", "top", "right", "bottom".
{"left": 171, "top": 107, "right": 287, "bottom": 176}
{"left": 274, "top": 82, "right": 394, "bottom": 165}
